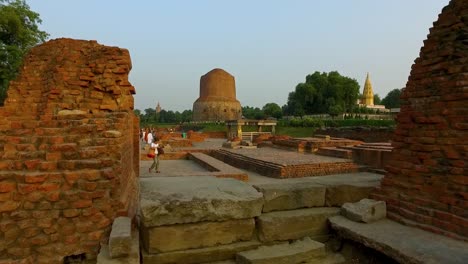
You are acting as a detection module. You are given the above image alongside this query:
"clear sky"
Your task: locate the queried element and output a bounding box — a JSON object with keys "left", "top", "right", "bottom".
{"left": 28, "top": 0, "right": 449, "bottom": 112}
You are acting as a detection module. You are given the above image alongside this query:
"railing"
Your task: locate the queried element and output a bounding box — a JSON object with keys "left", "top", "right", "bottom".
{"left": 241, "top": 132, "right": 272, "bottom": 142}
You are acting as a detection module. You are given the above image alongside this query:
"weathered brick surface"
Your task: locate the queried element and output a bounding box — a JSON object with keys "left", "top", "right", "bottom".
{"left": 373, "top": 0, "right": 468, "bottom": 240}
{"left": 192, "top": 68, "right": 242, "bottom": 122}
{"left": 0, "top": 38, "right": 139, "bottom": 262}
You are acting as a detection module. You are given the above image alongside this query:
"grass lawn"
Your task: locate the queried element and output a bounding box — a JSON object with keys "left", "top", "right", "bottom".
{"left": 276, "top": 126, "right": 315, "bottom": 137}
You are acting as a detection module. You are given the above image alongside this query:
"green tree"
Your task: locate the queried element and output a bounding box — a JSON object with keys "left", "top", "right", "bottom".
{"left": 381, "top": 88, "right": 402, "bottom": 108}
{"left": 180, "top": 110, "right": 192, "bottom": 122}
{"left": 286, "top": 71, "right": 359, "bottom": 116}
{"left": 242, "top": 106, "right": 264, "bottom": 119}
{"left": 374, "top": 94, "right": 381, "bottom": 105}
{"left": 0, "top": 0, "right": 48, "bottom": 105}
{"left": 262, "top": 102, "right": 282, "bottom": 119}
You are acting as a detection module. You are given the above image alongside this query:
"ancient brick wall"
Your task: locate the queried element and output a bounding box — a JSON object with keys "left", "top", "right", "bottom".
{"left": 315, "top": 127, "right": 394, "bottom": 143}
{"left": 0, "top": 38, "right": 139, "bottom": 263}
{"left": 373, "top": 0, "right": 468, "bottom": 240}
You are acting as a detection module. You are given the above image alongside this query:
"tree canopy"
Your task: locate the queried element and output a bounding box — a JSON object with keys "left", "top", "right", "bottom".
{"left": 381, "top": 88, "right": 402, "bottom": 108}
{"left": 284, "top": 71, "right": 360, "bottom": 116}
{"left": 0, "top": 0, "right": 48, "bottom": 105}
{"left": 262, "top": 102, "right": 282, "bottom": 119}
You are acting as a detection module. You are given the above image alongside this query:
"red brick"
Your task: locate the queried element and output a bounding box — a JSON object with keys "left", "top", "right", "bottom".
{"left": 24, "top": 173, "right": 47, "bottom": 183}
{"left": 72, "top": 199, "right": 92, "bottom": 209}
{"left": 63, "top": 209, "right": 80, "bottom": 218}
{"left": 24, "top": 159, "right": 41, "bottom": 170}
{"left": 0, "top": 181, "right": 16, "bottom": 193}
{"left": 26, "top": 192, "right": 44, "bottom": 202}
{"left": 0, "top": 201, "right": 20, "bottom": 212}
{"left": 37, "top": 183, "right": 60, "bottom": 192}
{"left": 64, "top": 171, "right": 80, "bottom": 186}
{"left": 30, "top": 235, "right": 49, "bottom": 246}
{"left": 88, "top": 230, "right": 104, "bottom": 241}
{"left": 0, "top": 192, "right": 12, "bottom": 202}
{"left": 64, "top": 234, "right": 80, "bottom": 244}
{"left": 45, "top": 152, "right": 61, "bottom": 161}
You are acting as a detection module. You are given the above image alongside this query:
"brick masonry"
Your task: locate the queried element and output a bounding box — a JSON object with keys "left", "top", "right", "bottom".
{"left": 0, "top": 38, "right": 139, "bottom": 263}
{"left": 372, "top": 0, "right": 468, "bottom": 240}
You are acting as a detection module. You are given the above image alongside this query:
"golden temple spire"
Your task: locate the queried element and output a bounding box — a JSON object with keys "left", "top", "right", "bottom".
{"left": 362, "top": 72, "right": 374, "bottom": 106}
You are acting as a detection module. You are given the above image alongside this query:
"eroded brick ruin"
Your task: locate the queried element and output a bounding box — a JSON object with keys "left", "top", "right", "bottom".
{"left": 0, "top": 38, "right": 139, "bottom": 263}
{"left": 373, "top": 0, "right": 467, "bottom": 240}
{"left": 192, "top": 68, "right": 242, "bottom": 121}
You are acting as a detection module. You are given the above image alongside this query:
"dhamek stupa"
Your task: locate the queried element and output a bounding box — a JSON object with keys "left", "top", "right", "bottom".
{"left": 192, "top": 68, "right": 242, "bottom": 121}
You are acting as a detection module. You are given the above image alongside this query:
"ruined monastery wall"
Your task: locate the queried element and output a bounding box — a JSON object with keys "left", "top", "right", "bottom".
{"left": 373, "top": 0, "right": 468, "bottom": 240}
{"left": 0, "top": 38, "right": 139, "bottom": 263}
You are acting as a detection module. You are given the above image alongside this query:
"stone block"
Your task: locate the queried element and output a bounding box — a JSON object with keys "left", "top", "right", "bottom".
{"left": 253, "top": 182, "right": 325, "bottom": 212}
{"left": 108, "top": 217, "right": 132, "bottom": 258}
{"left": 325, "top": 184, "right": 376, "bottom": 206}
{"left": 257, "top": 207, "right": 340, "bottom": 242}
{"left": 140, "top": 176, "right": 263, "bottom": 227}
{"left": 341, "top": 199, "right": 386, "bottom": 223}
{"left": 97, "top": 229, "right": 139, "bottom": 264}
{"left": 236, "top": 237, "right": 325, "bottom": 264}
{"left": 142, "top": 240, "right": 261, "bottom": 264}
{"left": 141, "top": 218, "right": 255, "bottom": 253}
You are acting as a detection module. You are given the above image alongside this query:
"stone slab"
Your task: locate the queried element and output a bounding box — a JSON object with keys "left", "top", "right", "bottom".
{"left": 341, "top": 199, "right": 386, "bottom": 223}
{"left": 97, "top": 230, "right": 139, "bottom": 264}
{"left": 142, "top": 240, "right": 261, "bottom": 264}
{"left": 142, "top": 218, "right": 255, "bottom": 253}
{"left": 253, "top": 182, "right": 325, "bottom": 212}
{"left": 257, "top": 207, "right": 340, "bottom": 242}
{"left": 236, "top": 237, "right": 325, "bottom": 264}
{"left": 324, "top": 183, "right": 377, "bottom": 206}
{"left": 108, "top": 217, "right": 132, "bottom": 258}
{"left": 140, "top": 176, "right": 263, "bottom": 227}
{"left": 329, "top": 216, "right": 468, "bottom": 264}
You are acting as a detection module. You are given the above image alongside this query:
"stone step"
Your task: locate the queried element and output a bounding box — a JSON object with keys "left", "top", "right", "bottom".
{"left": 253, "top": 182, "right": 326, "bottom": 213}
{"left": 142, "top": 240, "right": 261, "bottom": 264}
{"left": 236, "top": 237, "right": 326, "bottom": 264}
{"left": 257, "top": 207, "right": 340, "bottom": 242}
{"left": 329, "top": 216, "right": 468, "bottom": 264}
{"left": 140, "top": 176, "right": 263, "bottom": 227}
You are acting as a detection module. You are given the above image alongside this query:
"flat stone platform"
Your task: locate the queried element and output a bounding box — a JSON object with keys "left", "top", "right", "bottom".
{"left": 329, "top": 215, "right": 468, "bottom": 264}
{"left": 211, "top": 147, "right": 361, "bottom": 178}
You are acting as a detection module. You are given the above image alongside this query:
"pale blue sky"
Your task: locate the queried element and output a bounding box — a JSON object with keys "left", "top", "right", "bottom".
{"left": 28, "top": 0, "right": 448, "bottom": 112}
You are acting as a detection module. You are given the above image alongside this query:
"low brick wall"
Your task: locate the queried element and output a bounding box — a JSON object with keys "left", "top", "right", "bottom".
{"left": 315, "top": 127, "right": 394, "bottom": 143}
{"left": 211, "top": 149, "right": 360, "bottom": 179}
{"left": 272, "top": 137, "right": 362, "bottom": 153}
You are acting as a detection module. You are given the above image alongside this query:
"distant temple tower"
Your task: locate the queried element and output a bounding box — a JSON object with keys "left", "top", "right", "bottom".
{"left": 192, "top": 68, "right": 242, "bottom": 121}
{"left": 361, "top": 73, "right": 374, "bottom": 106}
{"left": 155, "top": 102, "right": 161, "bottom": 113}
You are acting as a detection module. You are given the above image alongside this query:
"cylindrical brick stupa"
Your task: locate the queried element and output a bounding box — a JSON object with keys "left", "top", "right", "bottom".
{"left": 192, "top": 68, "right": 242, "bottom": 121}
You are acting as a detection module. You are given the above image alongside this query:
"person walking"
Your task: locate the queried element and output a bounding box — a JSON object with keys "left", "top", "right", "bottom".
{"left": 147, "top": 130, "right": 154, "bottom": 146}
{"left": 148, "top": 139, "right": 161, "bottom": 173}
